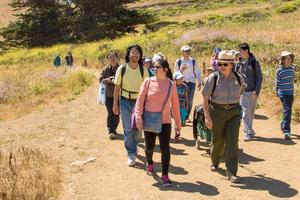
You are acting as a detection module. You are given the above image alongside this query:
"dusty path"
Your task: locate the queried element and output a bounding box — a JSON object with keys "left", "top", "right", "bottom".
{"left": 0, "top": 82, "right": 299, "bottom": 200}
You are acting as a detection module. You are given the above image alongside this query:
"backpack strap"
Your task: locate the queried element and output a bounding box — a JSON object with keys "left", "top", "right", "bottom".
{"left": 232, "top": 70, "right": 242, "bottom": 86}
{"left": 192, "top": 58, "right": 197, "bottom": 78}
{"left": 211, "top": 72, "right": 219, "bottom": 96}
{"left": 177, "top": 59, "right": 182, "bottom": 71}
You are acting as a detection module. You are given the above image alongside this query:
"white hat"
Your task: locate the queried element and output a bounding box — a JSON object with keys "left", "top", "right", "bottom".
{"left": 173, "top": 71, "right": 184, "bottom": 80}
{"left": 152, "top": 54, "right": 162, "bottom": 63}
{"left": 144, "top": 57, "right": 152, "bottom": 63}
{"left": 280, "top": 51, "right": 294, "bottom": 58}
{"left": 181, "top": 45, "right": 191, "bottom": 52}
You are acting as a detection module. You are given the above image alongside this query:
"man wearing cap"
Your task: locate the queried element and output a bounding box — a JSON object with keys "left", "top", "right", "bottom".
{"left": 202, "top": 50, "right": 244, "bottom": 183}
{"left": 235, "top": 43, "right": 263, "bottom": 141}
{"left": 174, "top": 45, "right": 202, "bottom": 123}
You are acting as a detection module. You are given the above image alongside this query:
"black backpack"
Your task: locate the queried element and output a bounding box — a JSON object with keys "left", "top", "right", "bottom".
{"left": 120, "top": 64, "right": 144, "bottom": 99}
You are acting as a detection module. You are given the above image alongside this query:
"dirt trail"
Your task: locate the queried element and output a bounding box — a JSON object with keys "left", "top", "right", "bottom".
{"left": 0, "top": 82, "right": 299, "bottom": 200}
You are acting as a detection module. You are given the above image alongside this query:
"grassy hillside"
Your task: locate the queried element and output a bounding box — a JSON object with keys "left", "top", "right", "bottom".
{"left": 0, "top": 0, "right": 299, "bottom": 121}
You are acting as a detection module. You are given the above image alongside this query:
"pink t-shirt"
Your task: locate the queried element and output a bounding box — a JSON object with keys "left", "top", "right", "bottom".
{"left": 135, "top": 77, "right": 181, "bottom": 129}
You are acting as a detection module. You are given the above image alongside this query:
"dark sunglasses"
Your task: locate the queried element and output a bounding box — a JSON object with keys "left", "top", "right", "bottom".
{"left": 218, "top": 63, "right": 229, "bottom": 67}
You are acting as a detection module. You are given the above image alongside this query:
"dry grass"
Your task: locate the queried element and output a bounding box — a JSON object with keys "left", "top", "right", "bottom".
{"left": 0, "top": 146, "right": 62, "bottom": 200}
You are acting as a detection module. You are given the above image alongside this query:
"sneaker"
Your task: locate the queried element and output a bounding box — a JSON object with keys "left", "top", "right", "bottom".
{"left": 210, "top": 164, "right": 218, "bottom": 172}
{"left": 146, "top": 164, "right": 154, "bottom": 176}
{"left": 109, "top": 133, "right": 116, "bottom": 140}
{"left": 244, "top": 134, "right": 252, "bottom": 142}
{"left": 226, "top": 170, "right": 240, "bottom": 183}
{"left": 284, "top": 132, "right": 291, "bottom": 140}
{"left": 127, "top": 156, "right": 136, "bottom": 167}
{"left": 195, "top": 139, "right": 201, "bottom": 150}
{"left": 162, "top": 175, "right": 172, "bottom": 187}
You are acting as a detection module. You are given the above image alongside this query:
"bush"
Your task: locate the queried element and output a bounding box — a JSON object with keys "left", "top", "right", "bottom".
{"left": 276, "top": 4, "right": 297, "bottom": 14}
{"left": 204, "top": 14, "right": 224, "bottom": 26}
{"left": 229, "top": 10, "right": 271, "bottom": 23}
{"left": 64, "top": 69, "right": 94, "bottom": 95}
{"left": 0, "top": 147, "right": 62, "bottom": 200}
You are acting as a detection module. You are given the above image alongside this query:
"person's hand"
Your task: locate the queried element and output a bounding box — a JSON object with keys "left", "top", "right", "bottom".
{"left": 113, "top": 104, "right": 119, "bottom": 115}
{"left": 136, "top": 122, "right": 143, "bottom": 131}
{"left": 175, "top": 127, "right": 181, "bottom": 135}
{"left": 105, "top": 78, "right": 112, "bottom": 83}
{"left": 181, "top": 64, "right": 188, "bottom": 72}
{"left": 197, "top": 83, "right": 202, "bottom": 91}
{"left": 205, "top": 116, "right": 213, "bottom": 130}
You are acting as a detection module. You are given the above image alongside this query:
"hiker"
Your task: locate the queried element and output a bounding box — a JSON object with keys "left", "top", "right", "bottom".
{"left": 143, "top": 57, "right": 154, "bottom": 77}
{"left": 113, "top": 44, "right": 149, "bottom": 166}
{"left": 174, "top": 45, "right": 202, "bottom": 123}
{"left": 99, "top": 51, "right": 120, "bottom": 140}
{"left": 53, "top": 54, "right": 61, "bottom": 67}
{"left": 173, "top": 71, "right": 189, "bottom": 130}
{"left": 65, "top": 51, "right": 74, "bottom": 67}
{"left": 135, "top": 58, "right": 181, "bottom": 187}
{"left": 210, "top": 47, "right": 222, "bottom": 71}
{"left": 202, "top": 50, "right": 244, "bottom": 183}
{"left": 275, "top": 51, "right": 295, "bottom": 140}
{"left": 235, "top": 43, "right": 263, "bottom": 141}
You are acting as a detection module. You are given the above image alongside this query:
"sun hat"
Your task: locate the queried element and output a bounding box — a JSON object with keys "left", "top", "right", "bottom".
{"left": 173, "top": 71, "right": 184, "bottom": 80}
{"left": 217, "top": 50, "right": 235, "bottom": 63}
{"left": 144, "top": 57, "right": 152, "bottom": 63}
{"left": 280, "top": 51, "right": 294, "bottom": 59}
{"left": 181, "top": 45, "right": 191, "bottom": 52}
{"left": 231, "top": 50, "right": 240, "bottom": 55}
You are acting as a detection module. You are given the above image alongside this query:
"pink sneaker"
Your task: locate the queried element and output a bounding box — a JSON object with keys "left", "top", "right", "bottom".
{"left": 162, "top": 175, "right": 172, "bottom": 187}
{"left": 146, "top": 164, "right": 154, "bottom": 176}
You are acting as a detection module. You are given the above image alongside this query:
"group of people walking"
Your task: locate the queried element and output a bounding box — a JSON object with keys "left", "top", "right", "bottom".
{"left": 98, "top": 43, "right": 296, "bottom": 187}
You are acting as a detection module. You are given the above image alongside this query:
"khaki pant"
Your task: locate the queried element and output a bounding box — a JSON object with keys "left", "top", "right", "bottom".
{"left": 210, "top": 104, "right": 242, "bottom": 175}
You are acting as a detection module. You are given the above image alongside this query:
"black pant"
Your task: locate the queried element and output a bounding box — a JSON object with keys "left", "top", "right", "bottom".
{"left": 144, "top": 124, "right": 171, "bottom": 176}
{"left": 105, "top": 97, "right": 120, "bottom": 134}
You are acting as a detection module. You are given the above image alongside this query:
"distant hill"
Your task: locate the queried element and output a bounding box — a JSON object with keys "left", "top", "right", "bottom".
{"left": 0, "top": 0, "right": 15, "bottom": 27}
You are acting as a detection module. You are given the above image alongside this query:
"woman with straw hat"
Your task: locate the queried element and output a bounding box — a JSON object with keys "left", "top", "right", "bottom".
{"left": 202, "top": 50, "right": 244, "bottom": 183}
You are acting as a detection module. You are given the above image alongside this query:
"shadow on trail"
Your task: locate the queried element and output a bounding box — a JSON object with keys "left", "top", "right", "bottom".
{"left": 252, "top": 136, "right": 297, "bottom": 145}
{"left": 233, "top": 175, "right": 298, "bottom": 198}
{"left": 138, "top": 143, "right": 188, "bottom": 156}
{"left": 135, "top": 154, "right": 188, "bottom": 175}
{"left": 151, "top": 174, "right": 219, "bottom": 196}
{"left": 239, "top": 149, "right": 265, "bottom": 165}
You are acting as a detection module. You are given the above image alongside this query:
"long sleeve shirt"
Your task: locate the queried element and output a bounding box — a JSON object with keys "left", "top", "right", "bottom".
{"left": 135, "top": 77, "right": 182, "bottom": 129}
{"left": 275, "top": 65, "right": 295, "bottom": 96}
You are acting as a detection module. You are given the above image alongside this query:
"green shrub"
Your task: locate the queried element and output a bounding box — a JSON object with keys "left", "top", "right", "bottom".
{"left": 204, "top": 14, "right": 224, "bottom": 26}
{"left": 276, "top": 4, "right": 297, "bottom": 14}
{"left": 229, "top": 10, "right": 271, "bottom": 23}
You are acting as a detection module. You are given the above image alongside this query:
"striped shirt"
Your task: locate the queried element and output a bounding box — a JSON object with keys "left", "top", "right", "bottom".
{"left": 275, "top": 65, "right": 295, "bottom": 96}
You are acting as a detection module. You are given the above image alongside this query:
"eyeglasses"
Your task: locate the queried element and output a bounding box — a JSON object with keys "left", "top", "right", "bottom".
{"left": 218, "top": 63, "right": 229, "bottom": 67}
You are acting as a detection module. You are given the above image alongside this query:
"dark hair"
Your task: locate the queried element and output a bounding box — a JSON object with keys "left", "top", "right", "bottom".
{"left": 281, "top": 55, "right": 294, "bottom": 65}
{"left": 157, "top": 58, "right": 173, "bottom": 81}
{"left": 107, "top": 51, "right": 118, "bottom": 59}
{"left": 238, "top": 43, "right": 250, "bottom": 53}
{"left": 125, "top": 44, "right": 143, "bottom": 66}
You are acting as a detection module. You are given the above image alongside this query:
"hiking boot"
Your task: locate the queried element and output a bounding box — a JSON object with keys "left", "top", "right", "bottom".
{"left": 226, "top": 170, "right": 240, "bottom": 183}
{"left": 195, "top": 139, "right": 201, "bottom": 150}
{"left": 186, "top": 119, "right": 192, "bottom": 123}
{"left": 127, "top": 156, "right": 136, "bottom": 167}
{"left": 162, "top": 175, "right": 172, "bottom": 187}
{"left": 146, "top": 164, "right": 154, "bottom": 176}
{"left": 284, "top": 132, "right": 291, "bottom": 140}
{"left": 210, "top": 164, "right": 219, "bottom": 172}
{"left": 109, "top": 133, "right": 116, "bottom": 140}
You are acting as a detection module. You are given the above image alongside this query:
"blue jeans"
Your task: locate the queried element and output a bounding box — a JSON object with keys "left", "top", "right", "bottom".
{"left": 279, "top": 95, "right": 294, "bottom": 133}
{"left": 119, "top": 97, "right": 140, "bottom": 157}
{"left": 185, "top": 82, "right": 196, "bottom": 120}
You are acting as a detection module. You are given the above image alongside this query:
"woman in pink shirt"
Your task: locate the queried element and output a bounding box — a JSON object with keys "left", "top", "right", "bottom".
{"left": 135, "top": 58, "right": 181, "bottom": 187}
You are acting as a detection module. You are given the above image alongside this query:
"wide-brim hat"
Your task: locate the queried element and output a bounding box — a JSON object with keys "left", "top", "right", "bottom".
{"left": 280, "top": 51, "right": 294, "bottom": 59}
{"left": 181, "top": 45, "right": 191, "bottom": 52}
{"left": 217, "top": 50, "right": 235, "bottom": 63}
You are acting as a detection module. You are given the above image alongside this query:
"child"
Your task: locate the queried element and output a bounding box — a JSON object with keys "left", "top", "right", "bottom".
{"left": 275, "top": 51, "right": 295, "bottom": 140}
{"left": 173, "top": 71, "right": 189, "bottom": 142}
{"left": 210, "top": 47, "right": 221, "bottom": 71}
